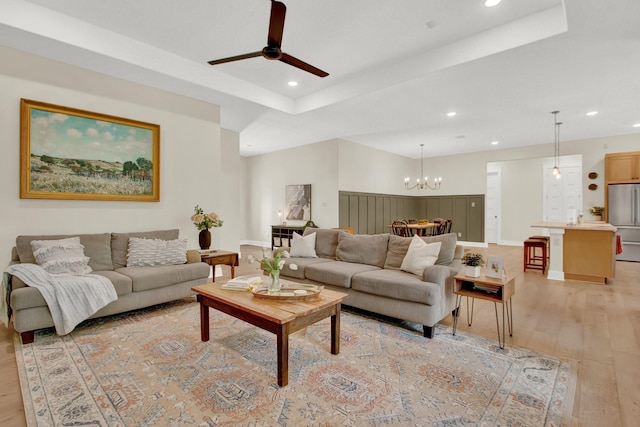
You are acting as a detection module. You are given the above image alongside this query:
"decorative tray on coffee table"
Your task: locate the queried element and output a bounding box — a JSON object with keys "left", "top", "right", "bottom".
{"left": 252, "top": 283, "right": 324, "bottom": 301}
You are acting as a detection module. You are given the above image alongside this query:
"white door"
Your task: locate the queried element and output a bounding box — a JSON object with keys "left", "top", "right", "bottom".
{"left": 543, "top": 161, "right": 582, "bottom": 222}
{"left": 485, "top": 168, "right": 501, "bottom": 243}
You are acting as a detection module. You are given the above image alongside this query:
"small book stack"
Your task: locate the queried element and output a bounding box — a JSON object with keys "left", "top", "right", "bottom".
{"left": 221, "top": 276, "right": 263, "bottom": 291}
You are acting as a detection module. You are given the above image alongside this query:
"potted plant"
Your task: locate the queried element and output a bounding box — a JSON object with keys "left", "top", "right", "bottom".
{"left": 589, "top": 206, "right": 605, "bottom": 221}
{"left": 462, "top": 252, "right": 485, "bottom": 278}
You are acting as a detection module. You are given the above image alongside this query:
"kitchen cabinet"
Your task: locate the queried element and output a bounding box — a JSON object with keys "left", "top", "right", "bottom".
{"left": 605, "top": 152, "right": 640, "bottom": 182}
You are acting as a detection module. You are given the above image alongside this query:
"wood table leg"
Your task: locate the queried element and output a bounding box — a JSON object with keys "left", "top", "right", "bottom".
{"left": 331, "top": 304, "right": 341, "bottom": 355}
{"left": 230, "top": 264, "right": 235, "bottom": 279}
{"left": 276, "top": 324, "right": 290, "bottom": 387}
{"left": 198, "top": 296, "right": 210, "bottom": 342}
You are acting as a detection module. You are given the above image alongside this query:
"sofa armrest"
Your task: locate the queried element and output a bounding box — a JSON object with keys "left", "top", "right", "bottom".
{"left": 186, "top": 250, "right": 201, "bottom": 264}
{"left": 422, "top": 264, "right": 458, "bottom": 285}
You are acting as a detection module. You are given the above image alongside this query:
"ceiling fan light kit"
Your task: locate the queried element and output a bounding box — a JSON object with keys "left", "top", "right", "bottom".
{"left": 208, "top": 1, "right": 328, "bottom": 77}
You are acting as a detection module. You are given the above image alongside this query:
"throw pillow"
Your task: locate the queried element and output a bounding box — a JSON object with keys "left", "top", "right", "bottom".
{"left": 126, "top": 237, "right": 187, "bottom": 267}
{"left": 400, "top": 235, "right": 442, "bottom": 276}
{"left": 30, "top": 237, "right": 92, "bottom": 275}
{"left": 290, "top": 232, "right": 318, "bottom": 258}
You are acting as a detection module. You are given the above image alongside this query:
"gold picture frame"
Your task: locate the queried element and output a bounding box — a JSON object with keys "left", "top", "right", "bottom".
{"left": 20, "top": 99, "right": 160, "bottom": 201}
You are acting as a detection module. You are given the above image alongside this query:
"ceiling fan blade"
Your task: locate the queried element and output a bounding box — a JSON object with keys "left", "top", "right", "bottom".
{"left": 208, "top": 51, "right": 262, "bottom": 66}
{"left": 280, "top": 53, "right": 329, "bottom": 77}
{"left": 267, "top": 1, "right": 286, "bottom": 47}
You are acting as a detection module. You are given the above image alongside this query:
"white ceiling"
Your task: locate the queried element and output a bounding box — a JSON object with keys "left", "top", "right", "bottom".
{"left": 1, "top": 0, "right": 639, "bottom": 159}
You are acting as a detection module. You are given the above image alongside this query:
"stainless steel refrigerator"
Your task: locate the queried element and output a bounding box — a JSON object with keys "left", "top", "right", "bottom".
{"left": 608, "top": 183, "right": 640, "bottom": 261}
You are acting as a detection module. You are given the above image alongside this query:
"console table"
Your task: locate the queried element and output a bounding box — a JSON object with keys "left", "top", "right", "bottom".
{"left": 271, "top": 225, "right": 305, "bottom": 249}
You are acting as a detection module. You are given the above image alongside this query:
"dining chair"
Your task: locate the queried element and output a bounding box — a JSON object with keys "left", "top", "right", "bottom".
{"left": 391, "top": 220, "right": 410, "bottom": 237}
{"left": 406, "top": 218, "right": 417, "bottom": 235}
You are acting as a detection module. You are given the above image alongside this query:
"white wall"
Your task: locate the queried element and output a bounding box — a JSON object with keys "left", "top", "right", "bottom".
{"left": 245, "top": 140, "right": 339, "bottom": 246}
{"left": 337, "top": 140, "right": 416, "bottom": 195}
{"left": 0, "top": 47, "right": 242, "bottom": 261}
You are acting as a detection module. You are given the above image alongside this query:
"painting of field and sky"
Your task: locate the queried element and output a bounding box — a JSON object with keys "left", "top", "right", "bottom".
{"left": 20, "top": 99, "right": 160, "bottom": 201}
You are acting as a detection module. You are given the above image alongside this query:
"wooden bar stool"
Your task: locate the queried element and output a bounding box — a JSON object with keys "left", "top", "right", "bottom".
{"left": 529, "top": 235, "right": 550, "bottom": 261}
{"left": 523, "top": 238, "right": 547, "bottom": 273}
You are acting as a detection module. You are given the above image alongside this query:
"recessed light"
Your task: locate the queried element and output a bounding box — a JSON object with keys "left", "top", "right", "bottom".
{"left": 633, "top": 123, "right": 640, "bottom": 128}
{"left": 447, "top": 112, "right": 457, "bottom": 117}
{"left": 491, "top": 141, "right": 499, "bottom": 145}
{"left": 288, "top": 81, "right": 298, "bottom": 87}
{"left": 485, "top": 0, "right": 502, "bottom": 7}
{"left": 586, "top": 111, "right": 598, "bottom": 116}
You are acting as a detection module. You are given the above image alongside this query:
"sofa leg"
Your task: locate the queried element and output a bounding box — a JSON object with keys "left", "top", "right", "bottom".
{"left": 21, "top": 331, "right": 35, "bottom": 344}
{"left": 423, "top": 325, "right": 435, "bottom": 339}
{"left": 452, "top": 307, "right": 460, "bottom": 317}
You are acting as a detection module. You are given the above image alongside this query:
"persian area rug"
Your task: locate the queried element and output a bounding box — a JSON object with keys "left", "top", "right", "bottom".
{"left": 15, "top": 298, "right": 576, "bottom": 426}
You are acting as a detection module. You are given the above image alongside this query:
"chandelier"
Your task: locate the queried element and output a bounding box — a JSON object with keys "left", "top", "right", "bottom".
{"left": 404, "top": 144, "right": 442, "bottom": 190}
{"left": 551, "top": 111, "right": 562, "bottom": 179}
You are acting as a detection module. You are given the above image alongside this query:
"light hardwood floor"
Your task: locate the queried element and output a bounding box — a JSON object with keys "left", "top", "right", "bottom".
{"left": 1, "top": 244, "right": 638, "bottom": 426}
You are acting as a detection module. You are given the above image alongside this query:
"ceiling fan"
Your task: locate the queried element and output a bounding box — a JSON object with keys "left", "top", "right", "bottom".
{"left": 208, "top": 0, "right": 329, "bottom": 77}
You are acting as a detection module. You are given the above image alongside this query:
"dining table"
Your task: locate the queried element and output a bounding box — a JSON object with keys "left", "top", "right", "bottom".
{"left": 387, "top": 222, "right": 438, "bottom": 236}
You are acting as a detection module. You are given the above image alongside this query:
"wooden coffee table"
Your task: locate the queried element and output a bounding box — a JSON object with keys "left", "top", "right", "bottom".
{"left": 191, "top": 282, "right": 348, "bottom": 387}
{"left": 200, "top": 250, "right": 239, "bottom": 282}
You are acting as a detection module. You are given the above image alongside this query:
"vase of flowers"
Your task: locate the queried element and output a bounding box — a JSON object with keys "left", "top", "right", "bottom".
{"left": 191, "top": 205, "right": 223, "bottom": 250}
{"left": 247, "top": 249, "right": 298, "bottom": 294}
{"left": 462, "top": 252, "right": 485, "bottom": 278}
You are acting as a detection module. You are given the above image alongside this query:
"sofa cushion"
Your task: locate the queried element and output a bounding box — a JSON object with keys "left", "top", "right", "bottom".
{"left": 31, "top": 237, "right": 92, "bottom": 275}
{"left": 280, "top": 257, "right": 333, "bottom": 279}
{"left": 400, "top": 236, "right": 441, "bottom": 276}
{"left": 116, "top": 262, "right": 210, "bottom": 292}
{"left": 10, "top": 270, "right": 132, "bottom": 310}
{"left": 351, "top": 269, "right": 441, "bottom": 306}
{"left": 111, "top": 229, "right": 179, "bottom": 269}
{"left": 16, "top": 233, "right": 113, "bottom": 271}
{"left": 426, "top": 233, "right": 458, "bottom": 265}
{"left": 91, "top": 271, "right": 133, "bottom": 296}
{"left": 290, "top": 232, "right": 317, "bottom": 258}
{"left": 384, "top": 233, "right": 457, "bottom": 269}
{"left": 305, "top": 261, "right": 380, "bottom": 289}
{"left": 126, "top": 237, "right": 187, "bottom": 267}
{"left": 336, "top": 233, "right": 390, "bottom": 268}
{"left": 304, "top": 228, "right": 344, "bottom": 259}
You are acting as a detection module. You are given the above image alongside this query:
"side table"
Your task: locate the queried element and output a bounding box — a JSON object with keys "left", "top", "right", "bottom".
{"left": 201, "top": 250, "right": 239, "bottom": 282}
{"left": 452, "top": 272, "right": 515, "bottom": 349}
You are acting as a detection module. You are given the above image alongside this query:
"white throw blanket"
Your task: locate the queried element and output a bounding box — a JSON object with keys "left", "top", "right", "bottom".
{"left": 6, "top": 263, "right": 118, "bottom": 336}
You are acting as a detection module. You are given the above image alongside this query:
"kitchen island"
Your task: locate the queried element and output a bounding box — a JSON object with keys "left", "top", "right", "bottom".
{"left": 531, "top": 221, "right": 617, "bottom": 284}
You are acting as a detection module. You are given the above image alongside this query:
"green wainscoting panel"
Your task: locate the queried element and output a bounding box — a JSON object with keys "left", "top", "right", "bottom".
{"left": 338, "top": 191, "right": 485, "bottom": 242}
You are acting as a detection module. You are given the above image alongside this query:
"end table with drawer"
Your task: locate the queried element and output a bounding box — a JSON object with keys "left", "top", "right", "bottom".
{"left": 200, "top": 250, "right": 239, "bottom": 282}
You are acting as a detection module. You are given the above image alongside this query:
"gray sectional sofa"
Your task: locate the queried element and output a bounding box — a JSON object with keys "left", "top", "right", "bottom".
{"left": 279, "top": 228, "right": 463, "bottom": 338}
{"left": 8, "top": 229, "right": 210, "bottom": 343}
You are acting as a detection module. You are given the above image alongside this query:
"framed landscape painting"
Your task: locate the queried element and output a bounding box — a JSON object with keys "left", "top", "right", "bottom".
{"left": 285, "top": 184, "right": 311, "bottom": 221}
{"left": 20, "top": 99, "right": 160, "bottom": 201}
